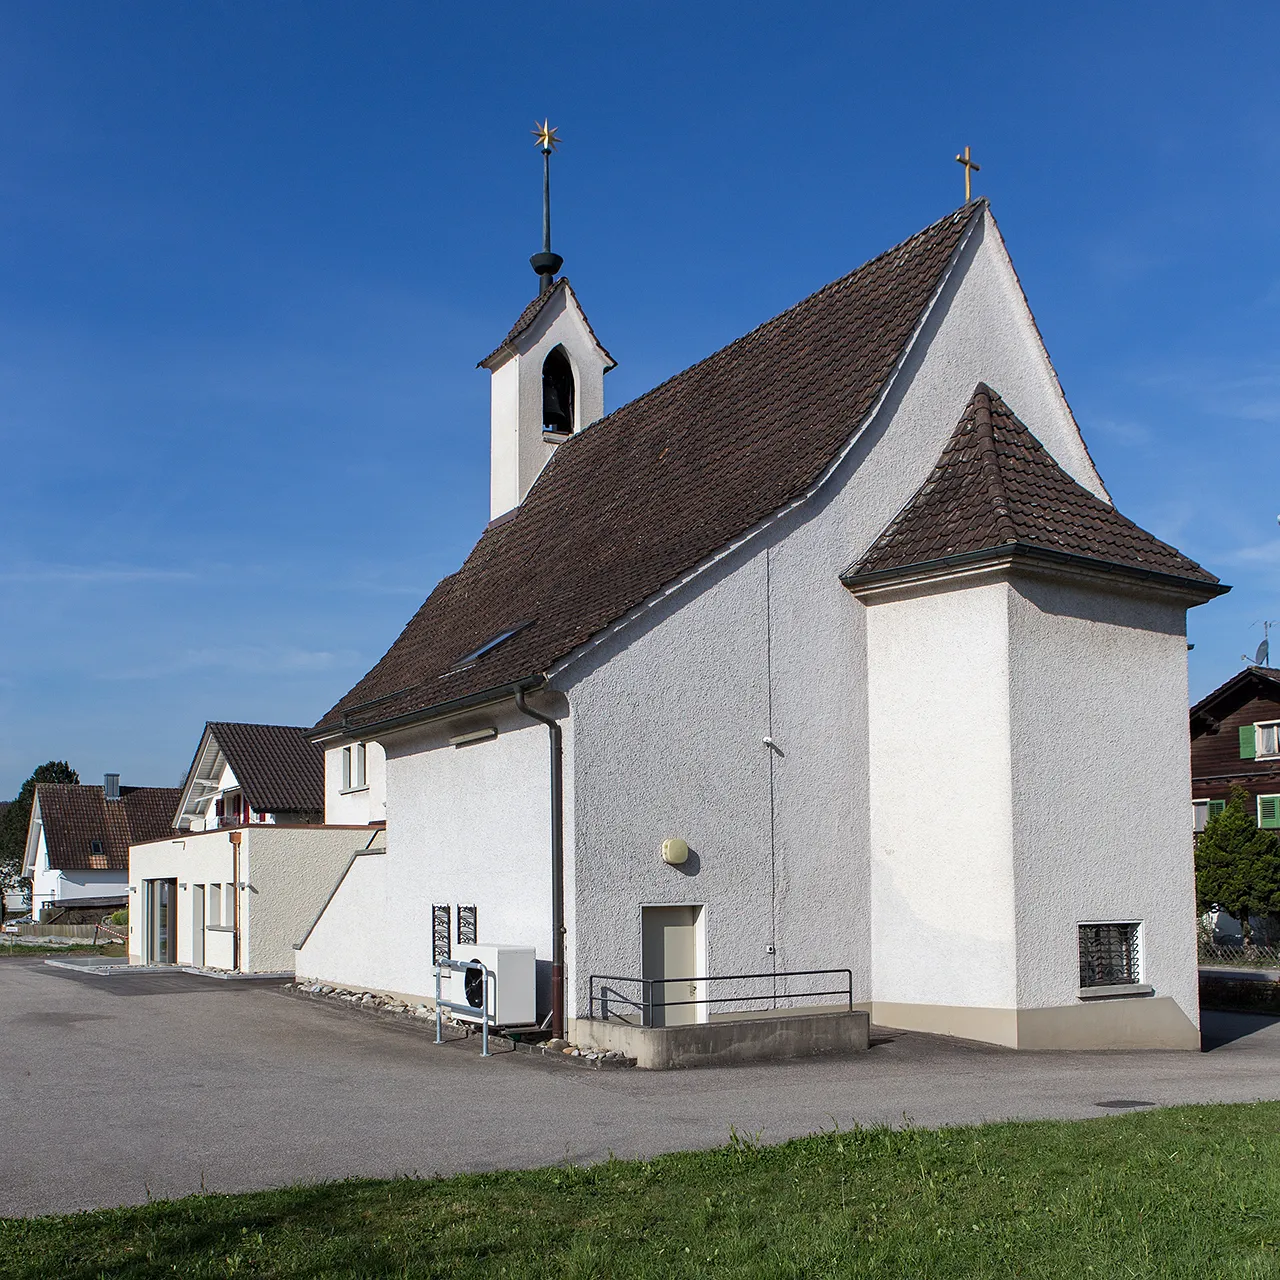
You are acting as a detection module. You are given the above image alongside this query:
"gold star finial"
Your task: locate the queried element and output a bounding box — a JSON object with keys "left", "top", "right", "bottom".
{"left": 532, "top": 119, "right": 561, "bottom": 153}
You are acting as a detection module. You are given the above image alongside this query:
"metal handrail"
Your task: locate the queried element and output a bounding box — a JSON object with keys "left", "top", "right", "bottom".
{"left": 588, "top": 968, "right": 854, "bottom": 1025}
{"left": 434, "top": 958, "right": 497, "bottom": 1057}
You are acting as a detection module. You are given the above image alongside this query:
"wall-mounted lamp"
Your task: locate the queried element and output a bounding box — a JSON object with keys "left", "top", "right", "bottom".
{"left": 450, "top": 727, "right": 498, "bottom": 748}
{"left": 661, "top": 837, "right": 689, "bottom": 866}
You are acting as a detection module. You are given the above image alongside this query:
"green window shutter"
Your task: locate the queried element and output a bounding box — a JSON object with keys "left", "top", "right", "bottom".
{"left": 1260, "top": 796, "right": 1280, "bottom": 829}
{"left": 1240, "top": 725, "right": 1257, "bottom": 759}
{"left": 1209, "top": 799, "right": 1226, "bottom": 819}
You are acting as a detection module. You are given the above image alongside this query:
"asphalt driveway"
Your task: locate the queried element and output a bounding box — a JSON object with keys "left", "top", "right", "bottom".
{"left": 3, "top": 956, "right": 1280, "bottom": 1218}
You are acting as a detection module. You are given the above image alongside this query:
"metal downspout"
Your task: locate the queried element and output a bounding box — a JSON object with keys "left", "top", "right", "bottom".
{"left": 229, "top": 829, "right": 242, "bottom": 972}
{"left": 512, "top": 685, "right": 565, "bottom": 1039}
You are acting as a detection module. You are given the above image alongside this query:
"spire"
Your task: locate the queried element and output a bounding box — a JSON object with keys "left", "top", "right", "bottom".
{"left": 529, "top": 119, "right": 564, "bottom": 295}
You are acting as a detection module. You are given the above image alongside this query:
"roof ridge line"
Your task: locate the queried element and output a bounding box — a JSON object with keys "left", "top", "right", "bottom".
{"left": 552, "top": 203, "right": 987, "bottom": 445}
{"left": 972, "top": 383, "right": 1018, "bottom": 545}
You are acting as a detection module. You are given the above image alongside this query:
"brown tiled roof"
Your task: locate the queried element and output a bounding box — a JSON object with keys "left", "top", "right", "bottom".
{"left": 478, "top": 277, "right": 615, "bottom": 370}
{"left": 845, "top": 383, "right": 1222, "bottom": 590}
{"left": 36, "top": 784, "right": 182, "bottom": 871}
{"left": 317, "top": 203, "right": 983, "bottom": 735}
{"left": 207, "top": 723, "right": 324, "bottom": 815}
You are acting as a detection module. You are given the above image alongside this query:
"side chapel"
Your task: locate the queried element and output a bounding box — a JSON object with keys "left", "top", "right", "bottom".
{"left": 300, "top": 178, "right": 1225, "bottom": 1050}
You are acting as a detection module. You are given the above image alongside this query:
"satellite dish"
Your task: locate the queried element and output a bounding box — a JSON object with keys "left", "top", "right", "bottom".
{"left": 1260, "top": 639, "right": 1272, "bottom": 667}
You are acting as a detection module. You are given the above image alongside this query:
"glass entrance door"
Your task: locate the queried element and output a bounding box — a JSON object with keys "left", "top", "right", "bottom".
{"left": 147, "top": 879, "right": 178, "bottom": 964}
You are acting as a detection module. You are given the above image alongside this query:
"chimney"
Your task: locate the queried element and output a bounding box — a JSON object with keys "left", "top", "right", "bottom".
{"left": 104, "top": 773, "right": 120, "bottom": 802}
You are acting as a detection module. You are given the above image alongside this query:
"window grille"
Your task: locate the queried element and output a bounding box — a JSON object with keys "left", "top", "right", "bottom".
{"left": 1079, "top": 923, "right": 1140, "bottom": 988}
{"left": 457, "top": 904, "right": 477, "bottom": 946}
{"left": 432, "top": 904, "right": 451, "bottom": 964}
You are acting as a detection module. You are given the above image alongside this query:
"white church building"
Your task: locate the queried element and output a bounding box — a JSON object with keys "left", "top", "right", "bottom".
{"left": 298, "top": 199, "right": 1225, "bottom": 1050}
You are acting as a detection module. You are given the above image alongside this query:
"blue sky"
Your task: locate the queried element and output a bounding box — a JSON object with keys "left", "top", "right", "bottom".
{"left": 1, "top": 1, "right": 1277, "bottom": 795}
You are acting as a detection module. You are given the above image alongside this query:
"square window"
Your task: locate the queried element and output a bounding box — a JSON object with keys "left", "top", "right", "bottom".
{"left": 1079, "top": 923, "right": 1140, "bottom": 988}
{"left": 1258, "top": 722, "right": 1280, "bottom": 758}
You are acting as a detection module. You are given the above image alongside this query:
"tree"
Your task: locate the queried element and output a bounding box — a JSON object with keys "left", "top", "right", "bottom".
{"left": 0, "top": 761, "right": 80, "bottom": 918}
{"left": 1196, "top": 785, "right": 1280, "bottom": 943}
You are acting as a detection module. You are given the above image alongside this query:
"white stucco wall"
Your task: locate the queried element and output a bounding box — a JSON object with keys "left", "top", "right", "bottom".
{"left": 129, "top": 826, "right": 374, "bottom": 973}
{"left": 324, "top": 741, "right": 387, "bottom": 825}
{"left": 302, "top": 699, "right": 567, "bottom": 1006}
{"left": 1007, "top": 574, "right": 1199, "bottom": 1024}
{"left": 558, "top": 209, "right": 1111, "bottom": 1019}
{"left": 864, "top": 580, "right": 1017, "bottom": 1010}
{"left": 489, "top": 284, "right": 610, "bottom": 519}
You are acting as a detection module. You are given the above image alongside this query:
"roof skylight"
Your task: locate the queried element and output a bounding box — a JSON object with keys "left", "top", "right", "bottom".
{"left": 449, "top": 621, "right": 533, "bottom": 672}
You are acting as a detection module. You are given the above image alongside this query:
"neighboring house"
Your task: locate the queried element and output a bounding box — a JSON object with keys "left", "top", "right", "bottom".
{"left": 299, "top": 199, "right": 1224, "bottom": 1050}
{"left": 23, "top": 776, "right": 180, "bottom": 921}
{"left": 174, "top": 721, "right": 328, "bottom": 830}
{"left": 1189, "top": 666, "right": 1280, "bottom": 835}
{"left": 129, "top": 722, "right": 383, "bottom": 971}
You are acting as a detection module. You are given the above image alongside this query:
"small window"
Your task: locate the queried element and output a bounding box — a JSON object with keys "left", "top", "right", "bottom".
{"left": 1259, "top": 795, "right": 1280, "bottom": 830}
{"left": 541, "top": 345, "right": 575, "bottom": 435}
{"left": 90, "top": 839, "right": 103, "bottom": 855}
{"left": 209, "top": 886, "right": 222, "bottom": 927}
{"left": 342, "top": 743, "right": 367, "bottom": 792}
{"left": 1257, "top": 722, "right": 1280, "bottom": 759}
{"left": 1079, "top": 923, "right": 1140, "bottom": 988}
{"left": 432, "top": 903, "right": 451, "bottom": 964}
{"left": 1193, "top": 799, "right": 1226, "bottom": 833}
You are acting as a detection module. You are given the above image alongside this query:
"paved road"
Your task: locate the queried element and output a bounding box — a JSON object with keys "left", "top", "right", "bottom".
{"left": 3, "top": 957, "right": 1280, "bottom": 1218}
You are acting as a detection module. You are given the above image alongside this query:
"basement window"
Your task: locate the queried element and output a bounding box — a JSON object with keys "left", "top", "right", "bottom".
{"left": 1079, "top": 923, "right": 1140, "bottom": 989}
{"left": 449, "top": 620, "right": 533, "bottom": 672}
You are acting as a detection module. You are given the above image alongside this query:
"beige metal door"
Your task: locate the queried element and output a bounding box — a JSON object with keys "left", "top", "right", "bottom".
{"left": 642, "top": 905, "right": 701, "bottom": 1027}
{"left": 191, "top": 886, "right": 205, "bottom": 968}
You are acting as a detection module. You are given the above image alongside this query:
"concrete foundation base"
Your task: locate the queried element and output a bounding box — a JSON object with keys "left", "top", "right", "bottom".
{"left": 569, "top": 1010, "right": 870, "bottom": 1069}
{"left": 871, "top": 996, "right": 1200, "bottom": 1050}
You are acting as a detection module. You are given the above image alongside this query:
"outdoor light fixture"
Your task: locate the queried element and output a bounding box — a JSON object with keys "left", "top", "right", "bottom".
{"left": 661, "top": 837, "right": 689, "bottom": 866}
{"left": 449, "top": 727, "right": 498, "bottom": 748}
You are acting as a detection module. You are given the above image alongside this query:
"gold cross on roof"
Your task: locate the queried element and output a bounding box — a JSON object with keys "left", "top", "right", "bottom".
{"left": 532, "top": 119, "right": 562, "bottom": 153}
{"left": 955, "top": 146, "right": 980, "bottom": 202}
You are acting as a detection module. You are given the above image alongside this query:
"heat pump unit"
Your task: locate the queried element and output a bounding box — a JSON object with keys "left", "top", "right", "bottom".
{"left": 448, "top": 943, "right": 537, "bottom": 1027}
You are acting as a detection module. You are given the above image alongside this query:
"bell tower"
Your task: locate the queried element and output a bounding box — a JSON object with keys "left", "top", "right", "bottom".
{"left": 479, "top": 122, "right": 615, "bottom": 522}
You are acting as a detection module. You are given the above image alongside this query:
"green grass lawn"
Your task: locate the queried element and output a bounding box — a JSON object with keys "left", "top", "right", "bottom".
{"left": 3, "top": 1104, "right": 1280, "bottom": 1278}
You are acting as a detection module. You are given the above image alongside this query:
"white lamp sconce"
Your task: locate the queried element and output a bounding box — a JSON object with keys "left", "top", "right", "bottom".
{"left": 661, "top": 837, "right": 689, "bottom": 867}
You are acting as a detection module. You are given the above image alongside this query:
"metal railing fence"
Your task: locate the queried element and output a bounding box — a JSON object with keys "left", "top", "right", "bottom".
{"left": 588, "top": 968, "right": 853, "bottom": 1025}
{"left": 1199, "top": 939, "right": 1280, "bottom": 969}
